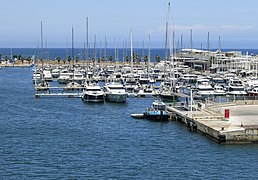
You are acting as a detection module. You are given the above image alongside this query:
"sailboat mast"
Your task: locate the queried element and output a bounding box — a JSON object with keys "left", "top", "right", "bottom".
{"left": 40, "top": 21, "right": 44, "bottom": 60}
{"left": 72, "top": 26, "right": 74, "bottom": 61}
{"left": 104, "top": 36, "right": 107, "bottom": 63}
{"left": 207, "top": 31, "right": 210, "bottom": 71}
{"left": 148, "top": 34, "right": 151, "bottom": 79}
{"left": 190, "top": 29, "right": 193, "bottom": 54}
{"left": 130, "top": 29, "right": 133, "bottom": 74}
{"left": 85, "top": 17, "right": 89, "bottom": 61}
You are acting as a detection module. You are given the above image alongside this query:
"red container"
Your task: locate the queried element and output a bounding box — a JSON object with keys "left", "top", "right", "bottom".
{"left": 224, "top": 109, "right": 230, "bottom": 119}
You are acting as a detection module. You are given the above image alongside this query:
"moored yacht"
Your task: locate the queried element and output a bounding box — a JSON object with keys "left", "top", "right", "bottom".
{"left": 247, "top": 87, "right": 258, "bottom": 96}
{"left": 57, "top": 71, "right": 72, "bottom": 84}
{"left": 213, "top": 85, "right": 226, "bottom": 96}
{"left": 226, "top": 78, "right": 247, "bottom": 95}
{"left": 103, "top": 82, "right": 127, "bottom": 103}
{"left": 195, "top": 83, "right": 215, "bottom": 97}
{"left": 81, "top": 83, "right": 105, "bottom": 103}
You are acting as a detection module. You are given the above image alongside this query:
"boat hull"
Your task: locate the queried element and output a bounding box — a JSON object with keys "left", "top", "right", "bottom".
{"left": 82, "top": 94, "right": 104, "bottom": 103}
{"left": 144, "top": 110, "right": 169, "bottom": 121}
{"left": 105, "top": 93, "right": 127, "bottom": 103}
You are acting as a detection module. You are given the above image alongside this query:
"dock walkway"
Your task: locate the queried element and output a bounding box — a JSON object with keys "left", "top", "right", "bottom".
{"left": 167, "top": 100, "right": 258, "bottom": 144}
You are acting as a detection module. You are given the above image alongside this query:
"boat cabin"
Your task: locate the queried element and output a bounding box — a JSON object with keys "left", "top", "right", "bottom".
{"left": 152, "top": 100, "right": 166, "bottom": 111}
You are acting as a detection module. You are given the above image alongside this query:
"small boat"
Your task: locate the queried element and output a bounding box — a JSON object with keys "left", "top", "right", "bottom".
{"left": 247, "top": 87, "right": 258, "bottom": 96}
{"left": 131, "top": 100, "right": 170, "bottom": 121}
{"left": 213, "top": 85, "right": 226, "bottom": 96}
{"left": 137, "top": 85, "right": 156, "bottom": 97}
{"left": 32, "top": 71, "right": 42, "bottom": 84}
{"left": 143, "top": 100, "right": 170, "bottom": 121}
{"left": 131, "top": 114, "right": 145, "bottom": 119}
{"left": 65, "top": 82, "right": 81, "bottom": 91}
{"left": 36, "top": 81, "right": 50, "bottom": 91}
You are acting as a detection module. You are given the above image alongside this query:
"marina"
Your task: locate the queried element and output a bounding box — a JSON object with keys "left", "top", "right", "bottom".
{"left": 2, "top": 0, "right": 258, "bottom": 178}
{"left": 2, "top": 66, "right": 258, "bottom": 179}
{"left": 3, "top": 45, "right": 258, "bottom": 144}
{"left": 25, "top": 46, "right": 258, "bottom": 144}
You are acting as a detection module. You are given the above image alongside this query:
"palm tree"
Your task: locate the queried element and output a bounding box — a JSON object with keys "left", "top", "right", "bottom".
{"left": 125, "top": 55, "right": 129, "bottom": 63}
{"left": 136, "top": 54, "right": 141, "bottom": 64}
{"left": 67, "top": 56, "right": 72, "bottom": 65}
{"left": 144, "top": 55, "right": 148, "bottom": 64}
{"left": 108, "top": 56, "right": 113, "bottom": 62}
{"left": 75, "top": 56, "right": 79, "bottom": 64}
{"left": 27, "top": 56, "right": 32, "bottom": 65}
{"left": 21, "top": 56, "right": 25, "bottom": 64}
{"left": 155, "top": 54, "right": 161, "bottom": 63}
{"left": 13, "top": 55, "right": 17, "bottom": 61}
{"left": 40, "top": 59, "right": 44, "bottom": 67}
{"left": 101, "top": 56, "right": 105, "bottom": 62}
{"left": 4, "top": 56, "right": 9, "bottom": 64}
{"left": 17, "top": 54, "right": 22, "bottom": 60}
{"left": 56, "top": 56, "right": 61, "bottom": 64}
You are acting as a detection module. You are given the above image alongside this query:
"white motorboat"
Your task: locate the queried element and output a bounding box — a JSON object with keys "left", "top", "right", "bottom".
{"left": 195, "top": 84, "right": 215, "bottom": 97}
{"left": 227, "top": 79, "right": 247, "bottom": 95}
{"left": 43, "top": 70, "right": 53, "bottom": 81}
{"left": 247, "top": 87, "right": 258, "bottom": 96}
{"left": 81, "top": 83, "right": 105, "bottom": 103}
{"left": 213, "top": 85, "right": 226, "bottom": 96}
{"left": 103, "top": 82, "right": 127, "bottom": 103}
{"left": 57, "top": 71, "right": 72, "bottom": 84}
{"left": 137, "top": 85, "right": 157, "bottom": 97}
{"left": 65, "top": 82, "right": 81, "bottom": 91}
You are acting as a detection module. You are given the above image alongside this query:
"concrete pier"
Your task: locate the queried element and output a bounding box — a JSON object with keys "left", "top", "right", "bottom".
{"left": 167, "top": 100, "right": 258, "bottom": 144}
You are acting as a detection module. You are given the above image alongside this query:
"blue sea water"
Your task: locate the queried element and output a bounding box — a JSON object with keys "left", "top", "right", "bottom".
{"left": 1, "top": 67, "right": 258, "bottom": 178}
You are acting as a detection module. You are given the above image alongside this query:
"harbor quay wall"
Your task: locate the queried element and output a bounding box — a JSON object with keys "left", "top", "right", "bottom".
{"left": 193, "top": 120, "right": 222, "bottom": 143}
{"left": 167, "top": 104, "right": 258, "bottom": 144}
{"left": 225, "top": 128, "right": 258, "bottom": 143}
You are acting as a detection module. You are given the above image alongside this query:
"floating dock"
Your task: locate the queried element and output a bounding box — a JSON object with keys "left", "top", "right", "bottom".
{"left": 35, "top": 92, "right": 82, "bottom": 98}
{"left": 35, "top": 86, "right": 83, "bottom": 98}
{"left": 167, "top": 100, "right": 258, "bottom": 144}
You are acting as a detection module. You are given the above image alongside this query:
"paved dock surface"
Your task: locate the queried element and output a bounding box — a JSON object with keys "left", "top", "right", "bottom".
{"left": 167, "top": 101, "right": 258, "bottom": 144}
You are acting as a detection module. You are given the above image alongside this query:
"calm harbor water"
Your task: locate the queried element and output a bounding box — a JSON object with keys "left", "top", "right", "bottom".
{"left": 1, "top": 67, "right": 258, "bottom": 179}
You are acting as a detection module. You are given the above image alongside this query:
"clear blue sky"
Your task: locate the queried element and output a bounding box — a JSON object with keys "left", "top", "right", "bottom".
{"left": 0, "top": 0, "right": 258, "bottom": 49}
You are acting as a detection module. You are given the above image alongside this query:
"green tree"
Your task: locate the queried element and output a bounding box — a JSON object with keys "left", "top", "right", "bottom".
{"left": 67, "top": 56, "right": 72, "bottom": 64}
{"left": 144, "top": 55, "right": 148, "bottom": 64}
{"left": 56, "top": 56, "right": 61, "bottom": 64}
{"left": 155, "top": 54, "right": 161, "bottom": 63}
{"left": 136, "top": 54, "right": 141, "bottom": 63}
{"left": 17, "top": 54, "right": 22, "bottom": 60}
{"left": 125, "top": 55, "right": 129, "bottom": 63}
{"left": 75, "top": 56, "right": 79, "bottom": 64}
{"left": 5, "top": 56, "right": 9, "bottom": 64}
{"left": 27, "top": 56, "right": 32, "bottom": 65}
{"left": 132, "top": 52, "right": 136, "bottom": 62}
{"left": 108, "top": 56, "right": 113, "bottom": 62}
{"left": 40, "top": 59, "right": 44, "bottom": 67}
{"left": 13, "top": 54, "right": 17, "bottom": 59}
{"left": 21, "top": 56, "right": 25, "bottom": 64}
